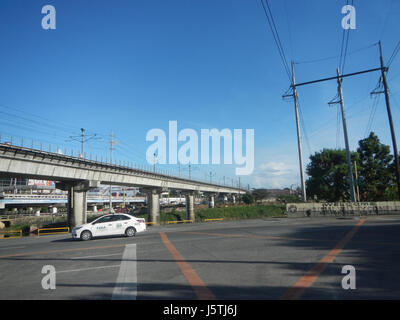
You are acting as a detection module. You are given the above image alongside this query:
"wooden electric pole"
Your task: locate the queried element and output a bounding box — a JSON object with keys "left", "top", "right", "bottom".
{"left": 378, "top": 41, "right": 400, "bottom": 200}
{"left": 290, "top": 61, "right": 307, "bottom": 202}
{"left": 336, "top": 68, "right": 357, "bottom": 203}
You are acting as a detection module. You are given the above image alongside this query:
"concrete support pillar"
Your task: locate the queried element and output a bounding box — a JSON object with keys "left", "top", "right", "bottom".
{"left": 146, "top": 188, "right": 161, "bottom": 226}
{"left": 185, "top": 192, "right": 195, "bottom": 222}
{"left": 57, "top": 180, "right": 100, "bottom": 229}
{"left": 232, "top": 195, "right": 236, "bottom": 205}
{"left": 67, "top": 185, "right": 87, "bottom": 228}
{"left": 209, "top": 195, "right": 215, "bottom": 208}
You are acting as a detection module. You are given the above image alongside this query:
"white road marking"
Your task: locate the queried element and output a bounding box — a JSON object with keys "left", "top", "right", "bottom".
{"left": 0, "top": 246, "right": 26, "bottom": 250}
{"left": 70, "top": 253, "right": 122, "bottom": 260}
{"left": 112, "top": 243, "right": 137, "bottom": 300}
{"left": 57, "top": 264, "right": 121, "bottom": 274}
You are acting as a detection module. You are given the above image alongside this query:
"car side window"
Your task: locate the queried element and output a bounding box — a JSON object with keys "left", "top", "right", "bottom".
{"left": 95, "top": 216, "right": 113, "bottom": 224}
{"left": 118, "top": 215, "right": 130, "bottom": 221}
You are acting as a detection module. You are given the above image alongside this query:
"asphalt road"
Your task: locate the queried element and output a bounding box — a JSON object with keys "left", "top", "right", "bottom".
{"left": 1, "top": 215, "right": 400, "bottom": 300}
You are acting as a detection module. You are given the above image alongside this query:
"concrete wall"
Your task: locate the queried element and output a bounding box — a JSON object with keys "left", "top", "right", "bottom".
{"left": 286, "top": 201, "right": 400, "bottom": 217}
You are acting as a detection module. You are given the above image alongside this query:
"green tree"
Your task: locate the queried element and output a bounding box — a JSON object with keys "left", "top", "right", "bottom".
{"left": 241, "top": 192, "right": 255, "bottom": 205}
{"left": 306, "top": 149, "right": 359, "bottom": 202}
{"left": 277, "top": 194, "right": 302, "bottom": 203}
{"left": 251, "top": 189, "right": 270, "bottom": 202}
{"left": 357, "top": 132, "right": 395, "bottom": 201}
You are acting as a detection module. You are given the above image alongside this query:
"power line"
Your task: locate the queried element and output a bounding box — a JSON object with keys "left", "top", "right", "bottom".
{"left": 387, "top": 39, "right": 400, "bottom": 68}
{"left": 364, "top": 93, "right": 380, "bottom": 138}
{"left": 295, "top": 42, "right": 378, "bottom": 65}
{"left": 0, "top": 104, "right": 79, "bottom": 135}
{"left": 340, "top": 0, "right": 354, "bottom": 74}
{"left": 338, "top": 0, "right": 349, "bottom": 71}
{"left": 260, "top": 0, "right": 291, "bottom": 81}
{"left": 297, "top": 100, "right": 312, "bottom": 156}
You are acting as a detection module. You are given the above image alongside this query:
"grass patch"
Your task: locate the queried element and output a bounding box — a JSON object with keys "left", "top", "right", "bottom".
{"left": 3, "top": 223, "right": 32, "bottom": 236}
{"left": 133, "top": 205, "right": 286, "bottom": 225}
{"left": 195, "top": 204, "right": 286, "bottom": 221}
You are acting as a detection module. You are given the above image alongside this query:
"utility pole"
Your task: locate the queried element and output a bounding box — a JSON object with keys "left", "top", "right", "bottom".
{"left": 110, "top": 130, "right": 117, "bottom": 165}
{"left": 109, "top": 130, "right": 117, "bottom": 213}
{"left": 80, "top": 128, "right": 85, "bottom": 156}
{"left": 354, "top": 161, "right": 360, "bottom": 202}
{"left": 286, "top": 61, "right": 307, "bottom": 202}
{"left": 378, "top": 41, "right": 400, "bottom": 199}
{"left": 67, "top": 128, "right": 99, "bottom": 159}
{"left": 238, "top": 177, "right": 241, "bottom": 204}
{"left": 123, "top": 187, "right": 126, "bottom": 210}
{"left": 285, "top": 56, "right": 391, "bottom": 202}
{"left": 336, "top": 68, "right": 357, "bottom": 203}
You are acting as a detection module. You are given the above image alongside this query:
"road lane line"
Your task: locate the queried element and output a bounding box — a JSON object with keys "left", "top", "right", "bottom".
{"left": 281, "top": 219, "right": 366, "bottom": 300}
{"left": 0, "top": 243, "right": 126, "bottom": 259}
{"left": 160, "top": 232, "right": 215, "bottom": 300}
{"left": 178, "top": 231, "right": 333, "bottom": 242}
{"left": 71, "top": 253, "right": 122, "bottom": 260}
{"left": 112, "top": 244, "right": 137, "bottom": 300}
{"left": 57, "top": 264, "right": 121, "bottom": 274}
{"left": 0, "top": 246, "right": 26, "bottom": 250}
{"left": 176, "top": 229, "right": 400, "bottom": 248}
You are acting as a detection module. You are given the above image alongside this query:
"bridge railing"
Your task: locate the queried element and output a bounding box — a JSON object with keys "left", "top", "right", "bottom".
{"left": 0, "top": 142, "right": 247, "bottom": 192}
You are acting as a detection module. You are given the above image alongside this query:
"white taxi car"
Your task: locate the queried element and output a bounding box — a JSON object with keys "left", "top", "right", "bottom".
{"left": 72, "top": 214, "right": 146, "bottom": 241}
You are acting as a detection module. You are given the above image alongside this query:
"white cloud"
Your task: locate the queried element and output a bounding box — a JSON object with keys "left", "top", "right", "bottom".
{"left": 250, "top": 161, "right": 300, "bottom": 189}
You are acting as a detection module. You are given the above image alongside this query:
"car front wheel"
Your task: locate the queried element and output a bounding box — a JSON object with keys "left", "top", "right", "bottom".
{"left": 125, "top": 227, "right": 136, "bottom": 237}
{"left": 80, "top": 230, "right": 92, "bottom": 241}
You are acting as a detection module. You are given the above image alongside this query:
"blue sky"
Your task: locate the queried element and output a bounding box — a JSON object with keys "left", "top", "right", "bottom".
{"left": 0, "top": 0, "right": 399, "bottom": 189}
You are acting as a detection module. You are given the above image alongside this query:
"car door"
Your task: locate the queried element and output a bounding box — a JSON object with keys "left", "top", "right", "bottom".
{"left": 113, "top": 215, "right": 131, "bottom": 235}
{"left": 92, "top": 215, "right": 116, "bottom": 237}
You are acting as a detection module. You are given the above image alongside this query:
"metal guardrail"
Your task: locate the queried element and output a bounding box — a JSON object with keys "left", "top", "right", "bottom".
{"left": 204, "top": 218, "right": 224, "bottom": 222}
{"left": 38, "top": 227, "right": 70, "bottom": 236}
{"left": 0, "top": 229, "right": 22, "bottom": 239}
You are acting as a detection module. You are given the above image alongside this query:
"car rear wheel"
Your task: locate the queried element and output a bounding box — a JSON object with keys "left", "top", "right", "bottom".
{"left": 125, "top": 227, "right": 136, "bottom": 237}
{"left": 80, "top": 230, "right": 92, "bottom": 241}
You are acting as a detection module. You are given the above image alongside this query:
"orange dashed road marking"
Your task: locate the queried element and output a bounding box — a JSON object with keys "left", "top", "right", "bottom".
{"left": 280, "top": 219, "right": 366, "bottom": 300}
{"left": 160, "top": 232, "right": 215, "bottom": 300}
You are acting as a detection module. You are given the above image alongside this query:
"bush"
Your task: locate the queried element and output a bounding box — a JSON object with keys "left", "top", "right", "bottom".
{"left": 242, "top": 193, "right": 255, "bottom": 205}
{"left": 195, "top": 204, "right": 285, "bottom": 221}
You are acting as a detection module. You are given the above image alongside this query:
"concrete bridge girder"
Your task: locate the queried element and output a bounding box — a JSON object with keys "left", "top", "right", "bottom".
{"left": 0, "top": 146, "right": 244, "bottom": 194}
